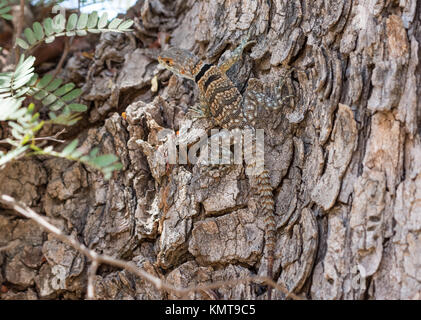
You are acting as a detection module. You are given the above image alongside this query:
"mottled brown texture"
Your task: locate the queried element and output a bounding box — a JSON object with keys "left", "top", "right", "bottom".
{"left": 1, "top": 0, "right": 421, "bottom": 300}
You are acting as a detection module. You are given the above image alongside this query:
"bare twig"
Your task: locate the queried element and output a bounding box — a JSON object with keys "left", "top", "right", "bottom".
{"left": 87, "top": 260, "right": 98, "bottom": 299}
{"left": 0, "top": 240, "right": 19, "bottom": 252}
{"left": 0, "top": 194, "right": 304, "bottom": 300}
{"left": 52, "top": 38, "right": 70, "bottom": 78}
{"left": 34, "top": 128, "right": 67, "bottom": 145}
{"left": 0, "top": 129, "right": 67, "bottom": 145}
{"left": 14, "top": 0, "right": 25, "bottom": 63}
{"left": 32, "top": 137, "right": 65, "bottom": 143}
{"left": 51, "top": 0, "right": 80, "bottom": 78}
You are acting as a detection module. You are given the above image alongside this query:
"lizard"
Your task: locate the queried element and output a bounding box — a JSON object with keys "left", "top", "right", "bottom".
{"left": 158, "top": 35, "right": 293, "bottom": 299}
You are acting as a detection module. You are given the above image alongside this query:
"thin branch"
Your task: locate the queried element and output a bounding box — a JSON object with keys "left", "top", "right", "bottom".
{"left": 0, "top": 240, "right": 19, "bottom": 252}
{"left": 32, "top": 137, "right": 65, "bottom": 143}
{"left": 51, "top": 0, "right": 80, "bottom": 78}
{"left": 52, "top": 38, "right": 70, "bottom": 78}
{"left": 87, "top": 260, "right": 98, "bottom": 299}
{"left": 34, "top": 128, "right": 67, "bottom": 145}
{"left": 0, "top": 194, "right": 304, "bottom": 300}
{"left": 14, "top": 0, "right": 25, "bottom": 63}
{"left": 0, "top": 129, "right": 67, "bottom": 145}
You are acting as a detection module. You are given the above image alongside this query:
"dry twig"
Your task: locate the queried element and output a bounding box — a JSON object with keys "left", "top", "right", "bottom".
{"left": 52, "top": 38, "right": 70, "bottom": 78}
{"left": 0, "top": 194, "right": 304, "bottom": 300}
{"left": 13, "top": 0, "right": 25, "bottom": 63}
{"left": 0, "top": 240, "right": 19, "bottom": 252}
{"left": 0, "top": 129, "right": 66, "bottom": 145}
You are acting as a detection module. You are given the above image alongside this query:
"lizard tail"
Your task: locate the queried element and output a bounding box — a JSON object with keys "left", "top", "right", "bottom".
{"left": 243, "top": 132, "right": 276, "bottom": 299}
{"left": 257, "top": 169, "right": 276, "bottom": 300}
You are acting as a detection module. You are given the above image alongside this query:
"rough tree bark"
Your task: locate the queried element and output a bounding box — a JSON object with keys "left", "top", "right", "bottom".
{"left": 0, "top": 0, "right": 420, "bottom": 300}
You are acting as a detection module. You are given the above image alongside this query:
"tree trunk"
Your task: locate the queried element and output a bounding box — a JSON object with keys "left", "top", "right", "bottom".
{"left": 1, "top": 0, "right": 420, "bottom": 300}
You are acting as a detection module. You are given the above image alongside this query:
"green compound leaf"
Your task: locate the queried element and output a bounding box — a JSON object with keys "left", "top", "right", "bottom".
{"left": 61, "top": 139, "right": 78, "bottom": 156}
{"left": 77, "top": 13, "right": 88, "bottom": 29}
{"left": 32, "top": 22, "right": 44, "bottom": 41}
{"left": 92, "top": 154, "right": 119, "bottom": 167}
{"left": 52, "top": 13, "right": 66, "bottom": 33}
{"left": 66, "top": 13, "right": 78, "bottom": 31}
{"left": 87, "top": 11, "right": 98, "bottom": 28}
{"left": 98, "top": 12, "right": 108, "bottom": 29}
{"left": 68, "top": 103, "right": 87, "bottom": 112}
{"left": 24, "top": 28, "right": 37, "bottom": 45}
{"left": 16, "top": 38, "right": 29, "bottom": 50}
{"left": 118, "top": 20, "right": 134, "bottom": 31}
{"left": 17, "top": 12, "right": 133, "bottom": 51}
{"left": 43, "top": 17, "right": 54, "bottom": 36}
{"left": 108, "top": 18, "right": 122, "bottom": 30}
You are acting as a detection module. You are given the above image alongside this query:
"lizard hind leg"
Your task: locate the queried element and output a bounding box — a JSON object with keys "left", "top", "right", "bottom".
{"left": 242, "top": 78, "right": 264, "bottom": 127}
{"left": 188, "top": 93, "right": 211, "bottom": 119}
{"left": 272, "top": 68, "right": 295, "bottom": 110}
{"left": 245, "top": 69, "right": 295, "bottom": 114}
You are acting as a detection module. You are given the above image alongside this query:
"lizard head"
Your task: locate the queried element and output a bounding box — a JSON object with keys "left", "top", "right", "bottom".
{"left": 158, "top": 47, "right": 200, "bottom": 81}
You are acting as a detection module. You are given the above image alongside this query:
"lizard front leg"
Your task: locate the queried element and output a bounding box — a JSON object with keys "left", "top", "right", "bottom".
{"left": 188, "top": 91, "right": 211, "bottom": 119}
{"left": 218, "top": 35, "right": 255, "bottom": 74}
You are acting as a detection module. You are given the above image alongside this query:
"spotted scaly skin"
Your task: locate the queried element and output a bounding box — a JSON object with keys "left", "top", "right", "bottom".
{"left": 158, "top": 38, "right": 288, "bottom": 299}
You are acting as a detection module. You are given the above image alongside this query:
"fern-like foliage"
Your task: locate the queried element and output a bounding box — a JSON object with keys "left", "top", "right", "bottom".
{"left": 3, "top": 103, "right": 43, "bottom": 146}
{"left": 0, "top": 0, "right": 12, "bottom": 20}
{"left": 0, "top": 98, "right": 123, "bottom": 179}
{"left": 0, "top": 55, "right": 35, "bottom": 98}
{"left": 0, "top": 11, "right": 132, "bottom": 179}
{"left": 0, "top": 99, "right": 122, "bottom": 177}
{"left": 0, "top": 97, "right": 25, "bottom": 120}
{"left": 31, "top": 139, "right": 123, "bottom": 180}
{"left": 17, "top": 12, "right": 134, "bottom": 50}
{"left": 0, "top": 101, "right": 44, "bottom": 165}
{"left": 26, "top": 74, "right": 87, "bottom": 120}
{"left": 0, "top": 55, "right": 86, "bottom": 125}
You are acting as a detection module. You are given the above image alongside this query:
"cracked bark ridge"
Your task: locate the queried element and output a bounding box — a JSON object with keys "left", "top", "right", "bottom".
{"left": 311, "top": 103, "right": 358, "bottom": 211}
{"left": 166, "top": 261, "right": 257, "bottom": 300}
{"left": 189, "top": 208, "right": 263, "bottom": 267}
